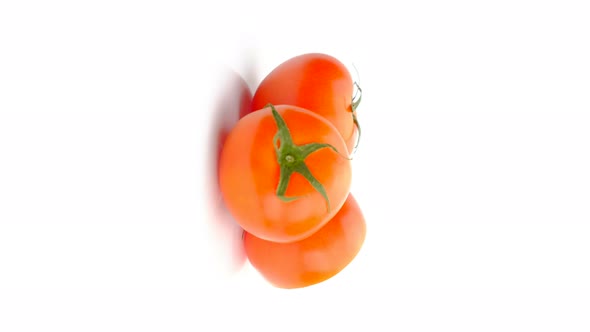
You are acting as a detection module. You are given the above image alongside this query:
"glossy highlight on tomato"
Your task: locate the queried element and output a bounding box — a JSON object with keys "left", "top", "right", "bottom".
{"left": 249, "top": 53, "right": 361, "bottom": 155}
{"left": 244, "top": 193, "right": 366, "bottom": 289}
{"left": 219, "top": 104, "right": 352, "bottom": 243}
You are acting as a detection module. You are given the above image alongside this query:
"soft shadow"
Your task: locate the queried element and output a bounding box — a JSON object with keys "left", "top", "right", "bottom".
{"left": 206, "top": 65, "right": 256, "bottom": 275}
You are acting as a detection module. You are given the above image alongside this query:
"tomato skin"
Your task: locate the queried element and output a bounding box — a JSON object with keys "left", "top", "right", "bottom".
{"left": 244, "top": 193, "right": 366, "bottom": 289}
{"left": 219, "top": 105, "right": 352, "bottom": 243}
{"left": 250, "top": 53, "right": 358, "bottom": 154}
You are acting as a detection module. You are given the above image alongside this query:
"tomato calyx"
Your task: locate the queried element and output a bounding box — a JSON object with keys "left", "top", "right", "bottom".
{"left": 268, "top": 104, "right": 339, "bottom": 212}
{"left": 351, "top": 82, "right": 363, "bottom": 154}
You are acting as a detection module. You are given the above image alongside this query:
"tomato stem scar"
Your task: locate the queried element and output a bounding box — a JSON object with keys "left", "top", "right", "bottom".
{"left": 268, "top": 104, "right": 338, "bottom": 212}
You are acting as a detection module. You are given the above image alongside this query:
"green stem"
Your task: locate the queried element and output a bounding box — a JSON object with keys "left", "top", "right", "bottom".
{"left": 351, "top": 82, "right": 363, "bottom": 154}
{"left": 268, "top": 104, "right": 339, "bottom": 212}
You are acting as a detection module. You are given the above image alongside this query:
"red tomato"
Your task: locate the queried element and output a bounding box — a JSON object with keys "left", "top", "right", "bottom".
{"left": 249, "top": 53, "right": 361, "bottom": 155}
{"left": 219, "top": 104, "right": 352, "bottom": 243}
{"left": 244, "top": 193, "right": 366, "bottom": 289}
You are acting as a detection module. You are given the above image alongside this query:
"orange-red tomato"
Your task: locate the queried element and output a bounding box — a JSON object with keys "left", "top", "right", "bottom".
{"left": 219, "top": 104, "right": 352, "bottom": 243}
{"left": 249, "top": 53, "right": 361, "bottom": 155}
{"left": 244, "top": 193, "right": 366, "bottom": 289}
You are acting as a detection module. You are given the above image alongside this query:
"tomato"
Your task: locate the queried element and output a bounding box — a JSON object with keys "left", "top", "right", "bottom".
{"left": 219, "top": 104, "right": 352, "bottom": 243}
{"left": 244, "top": 193, "right": 366, "bottom": 289}
{"left": 249, "top": 53, "right": 361, "bottom": 155}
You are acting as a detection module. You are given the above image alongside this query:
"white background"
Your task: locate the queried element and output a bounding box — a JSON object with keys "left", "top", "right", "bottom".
{"left": 1, "top": 0, "right": 589, "bottom": 331}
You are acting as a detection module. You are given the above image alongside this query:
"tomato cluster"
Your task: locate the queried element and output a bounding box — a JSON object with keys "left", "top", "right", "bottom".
{"left": 219, "top": 53, "right": 366, "bottom": 289}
